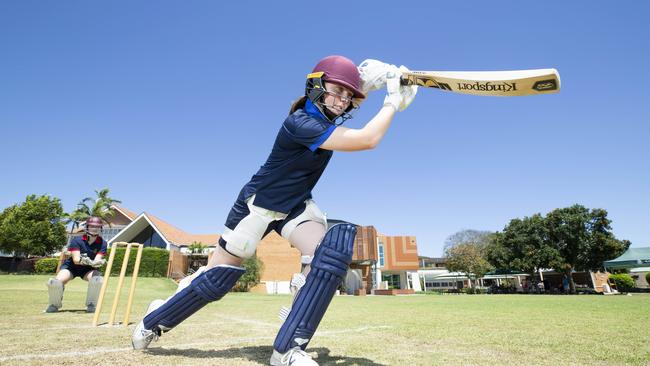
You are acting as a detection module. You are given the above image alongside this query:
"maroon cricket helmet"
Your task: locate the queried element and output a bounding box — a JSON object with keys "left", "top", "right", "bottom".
{"left": 312, "top": 55, "right": 365, "bottom": 99}
{"left": 86, "top": 217, "right": 103, "bottom": 227}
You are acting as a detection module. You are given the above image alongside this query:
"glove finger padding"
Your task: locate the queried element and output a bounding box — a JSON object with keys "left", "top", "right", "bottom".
{"left": 397, "top": 65, "right": 418, "bottom": 111}
{"left": 80, "top": 255, "right": 95, "bottom": 267}
{"left": 92, "top": 259, "right": 106, "bottom": 268}
{"left": 358, "top": 59, "right": 394, "bottom": 94}
{"left": 383, "top": 65, "right": 403, "bottom": 111}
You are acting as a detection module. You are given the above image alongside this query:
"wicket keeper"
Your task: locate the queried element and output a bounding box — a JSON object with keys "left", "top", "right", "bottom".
{"left": 45, "top": 216, "right": 107, "bottom": 313}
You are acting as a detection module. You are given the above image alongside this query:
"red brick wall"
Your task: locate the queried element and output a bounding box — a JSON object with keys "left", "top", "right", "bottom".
{"left": 250, "top": 232, "right": 301, "bottom": 293}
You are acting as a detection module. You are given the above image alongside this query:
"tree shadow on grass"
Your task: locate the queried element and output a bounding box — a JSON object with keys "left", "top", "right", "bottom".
{"left": 147, "top": 345, "right": 387, "bottom": 365}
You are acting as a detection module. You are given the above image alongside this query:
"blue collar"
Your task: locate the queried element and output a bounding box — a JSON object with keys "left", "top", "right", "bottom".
{"left": 305, "top": 99, "right": 327, "bottom": 121}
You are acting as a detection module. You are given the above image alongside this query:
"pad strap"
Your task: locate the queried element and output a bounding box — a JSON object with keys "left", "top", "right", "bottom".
{"left": 273, "top": 223, "right": 356, "bottom": 352}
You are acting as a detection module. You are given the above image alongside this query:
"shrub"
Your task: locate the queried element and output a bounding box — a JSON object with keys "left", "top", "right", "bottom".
{"left": 233, "top": 256, "right": 263, "bottom": 292}
{"left": 99, "top": 247, "right": 169, "bottom": 277}
{"left": 35, "top": 257, "right": 59, "bottom": 274}
{"left": 609, "top": 273, "right": 635, "bottom": 292}
{"left": 646, "top": 272, "right": 650, "bottom": 285}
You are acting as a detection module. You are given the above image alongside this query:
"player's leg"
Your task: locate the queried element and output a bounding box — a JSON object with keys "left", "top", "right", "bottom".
{"left": 45, "top": 269, "right": 73, "bottom": 313}
{"left": 132, "top": 247, "right": 246, "bottom": 349}
{"left": 175, "top": 244, "right": 244, "bottom": 295}
{"left": 83, "top": 269, "right": 103, "bottom": 313}
{"left": 277, "top": 219, "right": 326, "bottom": 320}
{"left": 271, "top": 220, "right": 356, "bottom": 366}
{"left": 132, "top": 194, "right": 286, "bottom": 350}
{"left": 281, "top": 199, "right": 327, "bottom": 279}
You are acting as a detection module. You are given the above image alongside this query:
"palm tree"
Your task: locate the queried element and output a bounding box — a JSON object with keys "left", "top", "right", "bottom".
{"left": 90, "top": 188, "right": 122, "bottom": 220}
{"left": 188, "top": 241, "right": 207, "bottom": 255}
{"left": 65, "top": 188, "right": 122, "bottom": 232}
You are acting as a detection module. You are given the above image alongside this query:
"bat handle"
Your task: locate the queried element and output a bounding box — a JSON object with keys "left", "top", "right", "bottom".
{"left": 400, "top": 77, "right": 412, "bottom": 86}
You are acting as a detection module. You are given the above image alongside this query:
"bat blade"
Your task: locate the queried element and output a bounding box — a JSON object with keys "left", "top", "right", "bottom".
{"left": 401, "top": 68, "right": 560, "bottom": 96}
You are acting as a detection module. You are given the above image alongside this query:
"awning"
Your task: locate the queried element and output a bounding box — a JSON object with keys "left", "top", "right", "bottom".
{"left": 603, "top": 247, "right": 650, "bottom": 269}
{"left": 482, "top": 274, "right": 528, "bottom": 280}
{"left": 629, "top": 267, "right": 650, "bottom": 273}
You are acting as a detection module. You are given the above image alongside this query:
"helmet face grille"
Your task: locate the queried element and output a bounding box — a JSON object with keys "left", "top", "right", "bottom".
{"left": 305, "top": 73, "right": 358, "bottom": 125}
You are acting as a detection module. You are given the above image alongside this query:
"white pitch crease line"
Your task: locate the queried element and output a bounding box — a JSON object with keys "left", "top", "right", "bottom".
{"left": 0, "top": 325, "right": 392, "bottom": 362}
{"left": 212, "top": 314, "right": 278, "bottom": 328}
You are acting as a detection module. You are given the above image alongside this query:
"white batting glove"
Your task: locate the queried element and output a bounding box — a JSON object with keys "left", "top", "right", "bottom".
{"left": 91, "top": 258, "right": 106, "bottom": 268}
{"left": 79, "top": 254, "right": 95, "bottom": 267}
{"left": 383, "top": 65, "right": 403, "bottom": 111}
{"left": 358, "top": 59, "right": 395, "bottom": 94}
{"left": 397, "top": 65, "right": 418, "bottom": 111}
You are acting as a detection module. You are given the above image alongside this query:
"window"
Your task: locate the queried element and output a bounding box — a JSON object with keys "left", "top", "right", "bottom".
{"left": 101, "top": 226, "right": 126, "bottom": 242}
{"left": 378, "top": 242, "right": 385, "bottom": 267}
{"left": 382, "top": 273, "right": 401, "bottom": 289}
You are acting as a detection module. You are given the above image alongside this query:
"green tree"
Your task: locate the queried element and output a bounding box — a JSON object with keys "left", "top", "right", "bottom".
{"left": 546, "top": 205, "right": 629, "bottom": 292}
{"left": 445, "top": 242, "right": 492, "bottom": 288}
{"left": 188, "top": 241, "right": 207, "bottom": 254}
{"left": 0, "top": 195, "right": 67, "bottom": 261}
{"left": 487, "top": 214, "right": 562, "bottom": 278}
{"left": 234, "top": 255, "right": 263, "bottom": 292}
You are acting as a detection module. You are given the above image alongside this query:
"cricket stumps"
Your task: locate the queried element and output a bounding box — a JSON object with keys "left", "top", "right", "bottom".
{"left": 92, "top": 242, "right": 144, "bottom": 326}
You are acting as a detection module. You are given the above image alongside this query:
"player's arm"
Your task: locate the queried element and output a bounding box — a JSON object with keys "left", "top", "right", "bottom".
{"left": 320, "top": 106, "right": 396, "bottom": 151}
{"left": 321, "top": 64, "right": 417, "bottom": 152}
{"left": 71, "top": 251, "right": 82, "bottom": 265}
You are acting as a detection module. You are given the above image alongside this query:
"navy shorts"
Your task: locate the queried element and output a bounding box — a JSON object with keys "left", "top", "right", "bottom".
{"left": 60, "top": 264, "right": 99, "bottom": 279}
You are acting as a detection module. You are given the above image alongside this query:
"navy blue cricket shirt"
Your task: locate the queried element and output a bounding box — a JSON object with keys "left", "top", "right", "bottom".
{"left": 239, "top": 100, "right": 337, "bottom": 213}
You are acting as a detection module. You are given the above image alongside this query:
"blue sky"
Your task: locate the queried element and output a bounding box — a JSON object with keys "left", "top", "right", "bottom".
{"left": 1, "top": 2, "right": 648, "bottom": 257}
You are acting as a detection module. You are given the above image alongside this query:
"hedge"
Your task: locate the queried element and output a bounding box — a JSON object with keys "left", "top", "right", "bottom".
{"left": 33, "top": 248, "right": 169, "bottom": 277}
{"left": 35, "top": 257, "right": 59, "bottom": 274}
{"left": 99, "top": 247, "right": 169, "bottom": 277}
{"left": 609, "top": 273, "right": 635, "bottom": 292}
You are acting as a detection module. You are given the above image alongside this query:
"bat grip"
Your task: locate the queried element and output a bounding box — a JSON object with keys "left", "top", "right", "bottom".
{"left": 399, "top": 77, "right": 410, "bottom": 86}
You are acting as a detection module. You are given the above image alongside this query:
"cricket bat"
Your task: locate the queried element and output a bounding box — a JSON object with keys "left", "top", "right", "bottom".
{"left": 400, "top": 68, "right": 560, "bottom": 96}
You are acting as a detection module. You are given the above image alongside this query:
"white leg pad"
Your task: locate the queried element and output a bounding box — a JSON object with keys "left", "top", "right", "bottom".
{"left": 47, "top": 278, "right": 64, "bottom": 309}
{"left": 86, "top": 276, "right": 103, "bottom": 307}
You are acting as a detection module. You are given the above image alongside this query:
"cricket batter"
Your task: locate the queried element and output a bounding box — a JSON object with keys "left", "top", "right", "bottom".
{"left": 132, "top": 55, "right": 417, "bottom": 365}
{"left": 45, "top": 216, "right": 106, "bottom": 313}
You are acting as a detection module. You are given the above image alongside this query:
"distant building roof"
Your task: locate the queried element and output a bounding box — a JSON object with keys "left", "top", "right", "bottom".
{"left": 107, "top": 206, "right": 220, "bottom": 249}
{"left": 146, "top": 212, "right": 219, "bottom": 246}
{"left": 112, "top": 205, "right": 138, "bottom": 220}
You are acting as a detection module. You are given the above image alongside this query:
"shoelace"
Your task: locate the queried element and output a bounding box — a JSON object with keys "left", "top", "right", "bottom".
{"left": 281, "top": 347, "right": 311, "bottom": 364}
{"left": 143, "top": 329, "right": 159, "bottom": 343}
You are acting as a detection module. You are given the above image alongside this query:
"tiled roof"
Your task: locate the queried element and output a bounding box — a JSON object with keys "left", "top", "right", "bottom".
{"left": 111, "top": 205, "right": 138, "bottom": 220}
{"left": 146, "top": 212, "right": 220, "bottom": 246}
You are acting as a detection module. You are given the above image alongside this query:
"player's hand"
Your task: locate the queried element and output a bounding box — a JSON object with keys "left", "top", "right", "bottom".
{"left": 397, "top": 65, "right": 418, "bottom": 111}
{"left": 79, "top": 254, "right": 94, "bottom": 267}
{"left": 358, "top": 59, "right": 394, "bottom": 94}
{"left": 91, "top": 258, "right": 106, "bottom": 268}
{"left": 383, "top": 65, "right": 403, "bottom": 111}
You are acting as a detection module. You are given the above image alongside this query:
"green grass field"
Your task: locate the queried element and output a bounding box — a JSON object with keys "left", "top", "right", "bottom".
{"left": 0, "top": 275, "right": 648, "bottom": 365}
